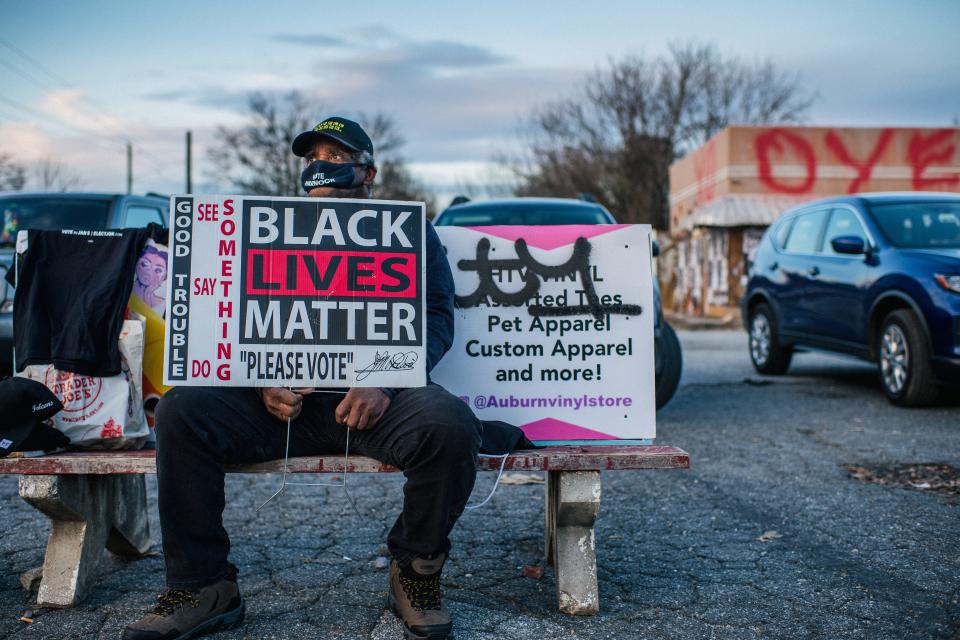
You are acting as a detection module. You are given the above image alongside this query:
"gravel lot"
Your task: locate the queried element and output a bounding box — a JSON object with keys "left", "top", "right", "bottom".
{"left": 1, "top": 330, "right": 958, "bottom": 639}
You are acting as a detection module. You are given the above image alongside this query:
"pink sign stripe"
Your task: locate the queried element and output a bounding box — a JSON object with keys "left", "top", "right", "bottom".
{"left": 464, "top": 224, "right": 631, "bottom": 251}
{"left": 520, "top": 417, "right": 618, "bottom": 440}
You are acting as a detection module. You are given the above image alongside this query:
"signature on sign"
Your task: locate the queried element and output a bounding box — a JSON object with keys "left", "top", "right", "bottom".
{"left": 355, "top": 351, "right": 419, "bottom": 381}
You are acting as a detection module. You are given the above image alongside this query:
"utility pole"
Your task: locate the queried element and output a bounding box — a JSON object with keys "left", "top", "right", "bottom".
{"left": 185, "top": 130, "right": 193, "bottom": 193}
{"left": 126, "top": 142, "right": 132, "bottom": 194}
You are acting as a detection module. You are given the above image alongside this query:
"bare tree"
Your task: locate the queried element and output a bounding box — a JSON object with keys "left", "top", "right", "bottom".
{"left": 208, "top": 93, "right": 433, "bottom": 208}
{"left": 358, "top": 112, "right": 434, "bottom": 210}
{"left": 515, "top": 43, "right": 814, "bottom": 228}
{"left": 451, "top": 179, "right": 516, "bottom": 203}
{"left": 207, "top": 91, "right": 313, "bottom": 196}
{"left": 33, "top": 158, "right": 84, "bottom": 192}
{"left": 0, "top": 151, "right": 27, "bottom": 191}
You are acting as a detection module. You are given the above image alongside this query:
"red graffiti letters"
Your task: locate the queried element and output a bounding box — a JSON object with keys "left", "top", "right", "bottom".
{"left": 825, "top": 128, "right": 893, "bottom": 193}
{"left": 755, "top": 128, "right": 817, "bottom": 194}
{"left": 752, "top": 128, "right": 958, "bottom": 195}
{"left": 694, "top": 138, "right": 717, "bottom": 203}
{"left": 908, "top": 130, "right": 960, "bottom": 190}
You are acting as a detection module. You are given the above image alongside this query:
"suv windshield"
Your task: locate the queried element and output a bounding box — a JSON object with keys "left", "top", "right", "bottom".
{"left": 437, "top": 203, "right": 612, "bottom": 226}
{"left": 869, "top": 201, "right": 960, "bottom": 248}
{"left": 0, "top": 197, "right": 112, "bottom": 246}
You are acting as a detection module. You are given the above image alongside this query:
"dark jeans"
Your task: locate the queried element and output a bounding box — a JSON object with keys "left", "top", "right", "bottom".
{"left": 155, "top": 384, "right": 481, "bottom": 589}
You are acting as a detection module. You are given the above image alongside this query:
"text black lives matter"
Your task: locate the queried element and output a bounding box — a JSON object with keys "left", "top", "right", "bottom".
{"left": 239, "top": 200, "right": 423, "bottom": 348}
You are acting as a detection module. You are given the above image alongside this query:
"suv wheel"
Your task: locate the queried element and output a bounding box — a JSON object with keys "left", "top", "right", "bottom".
{"left": 655, "top": 322, "right": 682, "bottom": 409}
{"left": 878, "top": 309, "right": 939, "bottom": 406}
{"left": 749, "top": 303, "right": 792, "bottom": 375}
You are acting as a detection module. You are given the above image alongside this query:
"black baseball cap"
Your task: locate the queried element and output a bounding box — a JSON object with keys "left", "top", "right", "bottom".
{"left": 292, "top": 116, "right": 375, "bottom": 160}
{"left": 0, "top": 377, "right": 63, "bottom": 456}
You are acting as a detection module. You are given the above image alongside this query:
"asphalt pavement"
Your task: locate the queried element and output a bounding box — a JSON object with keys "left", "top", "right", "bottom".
{"left": 1, "top": 330, "right": 958, "bottom": 639}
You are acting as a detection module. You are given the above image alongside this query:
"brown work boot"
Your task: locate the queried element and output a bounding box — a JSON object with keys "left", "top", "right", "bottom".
{"left": 389, "top": 554, "right": 452, "bottom": 640}
{"left": 121, "top": 578, "right": 244, "bottom": 640}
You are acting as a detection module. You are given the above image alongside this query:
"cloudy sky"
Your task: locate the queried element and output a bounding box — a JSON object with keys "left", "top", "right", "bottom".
{"left": 1, "top": 0, "right": 958, "bottom": 200}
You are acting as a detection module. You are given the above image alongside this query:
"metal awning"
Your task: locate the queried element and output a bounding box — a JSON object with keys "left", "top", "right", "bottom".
{"left": 680, "top": 195, "right": 811, "bottom": 231}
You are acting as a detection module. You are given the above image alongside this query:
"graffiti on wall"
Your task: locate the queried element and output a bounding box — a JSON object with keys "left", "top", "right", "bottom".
{"left": 694, "top": 137, "right": 718, "bottom": 204}
{"left": 754, "top": 128, "right": 959, "bottom": 195}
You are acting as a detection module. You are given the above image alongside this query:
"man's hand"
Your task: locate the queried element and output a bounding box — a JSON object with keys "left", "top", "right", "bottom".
{"left": 335, "top": 388, "right": 390, "bottom": 430}
{"left": 260, "top": 387, "right": 303, "bottom": 422}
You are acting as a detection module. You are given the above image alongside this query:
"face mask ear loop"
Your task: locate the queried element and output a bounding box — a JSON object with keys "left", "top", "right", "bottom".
{"left": 464, "top": 453, "right": 510, "bottom": 510}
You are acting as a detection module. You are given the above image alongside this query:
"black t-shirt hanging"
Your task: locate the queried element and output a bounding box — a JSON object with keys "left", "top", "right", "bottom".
{"left": 12, "top": 225, "right": 161, "bottom": 376}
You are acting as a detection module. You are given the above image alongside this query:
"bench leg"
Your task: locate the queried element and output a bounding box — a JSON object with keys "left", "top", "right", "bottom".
{"left": 544, "top": 470, "right": 601, "bottom": 615}
{"left": 18, "top": 474, "right": 150, "bottom": 608}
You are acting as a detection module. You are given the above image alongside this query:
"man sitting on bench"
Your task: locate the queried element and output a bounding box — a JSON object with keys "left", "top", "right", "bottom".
{"left": 124, "top": 117, "right": 482, "bottom": 640}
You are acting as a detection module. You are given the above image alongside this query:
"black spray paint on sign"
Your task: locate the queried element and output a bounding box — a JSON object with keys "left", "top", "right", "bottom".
{"left": 454, "top": 237, "right": 643, "bottom": 320}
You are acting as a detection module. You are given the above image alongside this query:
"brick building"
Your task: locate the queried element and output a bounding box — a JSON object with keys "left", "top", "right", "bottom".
{"left": 663, "top": 126, "right": 960, "bottom": 317}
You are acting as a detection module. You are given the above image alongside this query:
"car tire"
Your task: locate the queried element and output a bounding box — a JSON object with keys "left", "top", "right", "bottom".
{"left": 877, "top": 309, "right": 940, "bottom": 407}
{"left": 655, "top": 322, "right": 682, "bottom": 409}
{"left": 748, "top": 303, "right": 792, "bottom": 375}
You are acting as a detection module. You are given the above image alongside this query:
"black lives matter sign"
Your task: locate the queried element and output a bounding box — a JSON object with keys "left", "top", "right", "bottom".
{"left": 163, "top": 196, "right": 427, "bottom": 388}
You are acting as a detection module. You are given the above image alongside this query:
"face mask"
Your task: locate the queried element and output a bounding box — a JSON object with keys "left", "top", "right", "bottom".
{"left": 300, "top": 160, "right": 365, "bottom": 192}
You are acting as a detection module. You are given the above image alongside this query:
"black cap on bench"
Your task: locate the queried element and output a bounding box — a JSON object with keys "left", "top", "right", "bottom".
{"left": 0, "top": 377, "right": 65, "bottom": 456}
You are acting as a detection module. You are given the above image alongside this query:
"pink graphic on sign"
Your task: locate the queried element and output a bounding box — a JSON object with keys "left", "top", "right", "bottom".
{"left": 520, "top": 417, "right": 618, "bottom": 441}
{"left": 466, "top": 225, "right": 630, "bottom": 251}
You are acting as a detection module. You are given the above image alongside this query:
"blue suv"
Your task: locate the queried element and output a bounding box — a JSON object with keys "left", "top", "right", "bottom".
{"left": 743, "top": 193, "right": 960, "bottom": 406}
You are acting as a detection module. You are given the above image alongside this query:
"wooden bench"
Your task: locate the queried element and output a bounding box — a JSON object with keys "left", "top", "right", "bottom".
{"left": 0, "top": 445, "right": 688, "bottom": 615}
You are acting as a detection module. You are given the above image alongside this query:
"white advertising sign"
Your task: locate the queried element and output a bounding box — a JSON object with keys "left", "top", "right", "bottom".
{"left": 163, "top": 195, "right": 427, "bottom": 388}
{"left": 432, "top": 225, "right": 655, "bottom": 441}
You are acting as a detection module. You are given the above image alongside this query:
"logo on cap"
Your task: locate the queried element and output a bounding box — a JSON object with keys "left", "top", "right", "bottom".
{"left": 32, "top": 400, "right": 54, "bottom": 413}
{"left": 0, "top": 438, "right": 12, "bottom": 450}
{"left": 315, "top": 121, "right": 345, "bottom": 133}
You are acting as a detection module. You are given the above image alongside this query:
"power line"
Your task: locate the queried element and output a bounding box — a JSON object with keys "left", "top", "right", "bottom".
{"left": 0, "top": 35, "right": 145, "bottom": 135}
{"left": 0, "top": 95, "right": 179, "bottom": 184}
{"left": 0, "top": 36, "right": 72, "bottom": 88}
{"left": 0, "top": 37, "right": 141, "bottom": 145}
{"left": 0, "top": 94, "right": 42, "bottom": 118}
{"left": 0, "top": 93, "right": 179, "bottom": 184}
{"left": 0, "top": 94, "right": 126, "bottom": 153}
{"left": 0, "top": 56, "right": 131, "bottom": 147}
{"left": 0, "top": 37, "right": 180, "bottom": 182}
{"left": 0, "top": 57, "right": 58, "bottom": 93}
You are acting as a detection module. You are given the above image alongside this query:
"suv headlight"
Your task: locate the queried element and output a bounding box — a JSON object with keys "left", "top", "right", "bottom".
{"left": 935, "top": 274, "right": 960, "bottom": 293}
